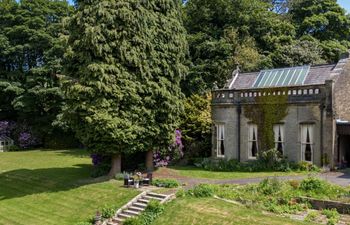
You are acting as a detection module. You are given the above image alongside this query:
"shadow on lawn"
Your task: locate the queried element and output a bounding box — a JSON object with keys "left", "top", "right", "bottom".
{"left": 55, "top": 149, "right": 90, "bottom": 158}
{"left": 0, "top": 164, "right": 108, "bottom": 200}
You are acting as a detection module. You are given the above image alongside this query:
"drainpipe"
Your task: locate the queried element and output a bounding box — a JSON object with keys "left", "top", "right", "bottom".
{"left": 320, "top": 103, "right": 324, "bottom": 167}
{"left": 237, "top": 104, "right": 242, "bottom": 162}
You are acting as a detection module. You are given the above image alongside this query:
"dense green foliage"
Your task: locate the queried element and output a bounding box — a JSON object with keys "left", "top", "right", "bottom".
{"left": 179, "top": 93, "right": 212, "bottom": 158}
{"left": 182, "top": 0, "right": 350, "bottom": 94}
{"left": 0, "top": 0, "right": 73, "bottom": 144}
{"left": 289, "top": 0, "right": 350, "bottom": 62}
{"left": 194, "top": 154, "right": 320, "bottom": 172}
{"left": 152, "top": 179, "right": 180, "bottom": 188}
{"left": 244, "top": 90, "right": 288, "bottom": 151}
{"left": 0, "top": 0, "right": 350, "bottom": 171}
{"left": 61, "top": 0, "right": 187, "bottom": 163}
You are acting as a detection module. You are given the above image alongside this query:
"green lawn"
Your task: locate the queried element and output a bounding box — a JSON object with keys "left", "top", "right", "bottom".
{"left": 169, "top": 166, "right": 308, "bottom": 180}
{"left": 153, "top": 197, "right": 316, "bottom": 225}
{"left": 0, "top": 150, "right": 138, "bottom": 225}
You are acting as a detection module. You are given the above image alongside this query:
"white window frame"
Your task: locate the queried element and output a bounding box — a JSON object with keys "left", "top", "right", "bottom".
{"left": 273, "top": 124, "right": 285, "bottom": 155}
{"left": 248, "top": 124, "right": 258, "bottom": 159}
{"left": 215, "top": 124, "right": 225, "bottom": 158}
{"left": 300, "top": 124, "right": 314, "bottom": 163}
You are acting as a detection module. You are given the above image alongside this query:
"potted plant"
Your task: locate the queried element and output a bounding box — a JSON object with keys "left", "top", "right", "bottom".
{"left": 133, "top": 172, "right": 142, "bottom": 188}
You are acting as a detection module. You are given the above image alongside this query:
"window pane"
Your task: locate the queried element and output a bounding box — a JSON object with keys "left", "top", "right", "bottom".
{"left": 252, "top": 128, "right": 257, "bottom": 157}
{"left": 277, "top": 142, "right": 283, "bottom": 154}
{"left": 220, "top": 139, "right": 225, "bottom": 156}
{"left": 305, "top": 143, "right": 312, "bottom": 161}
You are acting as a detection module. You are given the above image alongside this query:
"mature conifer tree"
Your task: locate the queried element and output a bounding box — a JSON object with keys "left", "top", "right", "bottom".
{"left": 63, "top": 0, "right": 187, "bottom": 175}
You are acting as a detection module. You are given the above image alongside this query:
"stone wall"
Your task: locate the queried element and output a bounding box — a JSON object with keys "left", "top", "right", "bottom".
{"left": 212, "top": 103, "right": 333, "bottom": 166}
{"left": 334, "top": 61, "right": 350, "bottom": 121}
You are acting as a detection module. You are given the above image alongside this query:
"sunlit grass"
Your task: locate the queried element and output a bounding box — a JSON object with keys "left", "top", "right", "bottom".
{"left": 0, "top": 150, "right": 138, "bottom": 225}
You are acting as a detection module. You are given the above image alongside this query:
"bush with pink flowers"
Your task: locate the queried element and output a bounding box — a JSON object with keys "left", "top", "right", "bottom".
{"left": 153, "top": 129, "right": 184, "bottom": 167}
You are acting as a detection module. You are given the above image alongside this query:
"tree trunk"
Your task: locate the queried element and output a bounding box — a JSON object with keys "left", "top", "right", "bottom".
{"left": 145, "top": 150, "right": 154, "bottom": 172}
{"left": 108, "top": 154, "right": 121, "bottom": 177}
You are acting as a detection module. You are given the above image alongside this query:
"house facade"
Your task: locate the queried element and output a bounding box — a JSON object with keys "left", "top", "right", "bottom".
{"left": 211, "top": 56, "right": 350, "bottom": 167}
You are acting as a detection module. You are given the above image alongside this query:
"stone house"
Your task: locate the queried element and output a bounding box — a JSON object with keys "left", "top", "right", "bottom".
{"left": 211, "top": 56, "right": 350, "bottom": 167}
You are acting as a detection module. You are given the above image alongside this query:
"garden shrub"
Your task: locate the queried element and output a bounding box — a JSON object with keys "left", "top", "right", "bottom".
{"left": 296, "top": 161, "right": 320, "bottom": 172}
{"left": 90, "top": 154, "right": 111, "bottom": 178}
{"left": 257, "top": 178, "right": 282, "bottom": 195}
{"left": 153, "top": 129, "right": 184, "bottom": 167}
{"left": 304, "top": 211, "right": 319, "bottom": 222}
{"left": 145, "top": 200, "right": 164, "bottom": 214}
{"left": 152, "top": 179, "right": 179, "bottom": 188}
{"left": 288, "top": 180, "right": 300, "bottom": 189}
{"left": 176, "top": 189, "right": 186, "bottom": 198}
{"left": 114, "top": 173, "right": 125, "bottom": 180}
{"left": 189, "top": 184, "right": 215, "bottom": 197}
{"left": 322, "top": 209, "right": 340, "bottom": 225}
{"left": 194, "top": 156, "right": 320, "bottom": 173}
{"left": 101, "top": 205, "right": 115, "bottom": 219}
{"left": 300, "top": 177, "right": 325, "bottom": 192}
{"left": 8, "top": 145, "right": 21, "bottom": 152}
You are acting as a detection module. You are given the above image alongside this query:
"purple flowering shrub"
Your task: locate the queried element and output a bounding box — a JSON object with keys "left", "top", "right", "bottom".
{"left": 0, "top": 120, "right": 16, "bottom": 137}
{"left": 153, "top": 129, "right": 184, "bottom": 167}
{"left": 91, "top": 153, "right": 103, "bottom": 166}
{"left": 90, "top": 153, "right": 111, "bottom": 177}
{"left": 0, "top": 120, "right": 39, "bottom": 149}
{"left": 18, "top": 131, "right": 38, "bottom": 148}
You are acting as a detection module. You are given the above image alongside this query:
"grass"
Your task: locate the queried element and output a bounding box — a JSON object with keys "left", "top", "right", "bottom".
{"left": 168, "top": 166, "right": 308, "bottom": 180}
{"left": 0, "top": 149, "right": 139, "bottom": 225}
{"left": 152, "top": 197, "right": 317, "bottom": 225}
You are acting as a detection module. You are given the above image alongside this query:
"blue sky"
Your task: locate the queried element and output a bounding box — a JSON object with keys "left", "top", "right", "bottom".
{"left": 338, "top": 0, "right": 350, "bottom": 12}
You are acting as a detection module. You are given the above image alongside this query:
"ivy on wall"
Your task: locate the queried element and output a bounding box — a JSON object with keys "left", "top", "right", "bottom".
{"left": 244, "top": 89, "right": 288, "bottom": 152}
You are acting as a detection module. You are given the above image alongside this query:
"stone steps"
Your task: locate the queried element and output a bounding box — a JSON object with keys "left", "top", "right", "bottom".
{"left": 104, "top": 191, "right": 172, "bottom": 225}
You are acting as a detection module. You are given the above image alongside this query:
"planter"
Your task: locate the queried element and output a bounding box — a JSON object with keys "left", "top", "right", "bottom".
{"left": 134, "top": 181, "right": 140, "bottom": 189}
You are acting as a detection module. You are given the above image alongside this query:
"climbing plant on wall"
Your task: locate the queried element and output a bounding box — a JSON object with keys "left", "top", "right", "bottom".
{"left": 244, "top": 89, "right": 288, "bottom": 152}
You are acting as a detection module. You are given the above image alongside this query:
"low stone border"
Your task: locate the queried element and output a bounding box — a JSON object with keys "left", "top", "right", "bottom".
{"left": 298, "top": 197, "right": 350, "bottom": 214}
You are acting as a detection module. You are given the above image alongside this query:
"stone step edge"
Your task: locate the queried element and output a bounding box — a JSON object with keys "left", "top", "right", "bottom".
{"left": 101, "top": 191, "right": 149, "bottom": 225}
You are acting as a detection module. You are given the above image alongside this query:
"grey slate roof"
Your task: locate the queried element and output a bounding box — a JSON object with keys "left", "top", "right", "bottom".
{"left": 0, "top": 135, "right": 12, "bottom": 141}
{"left": 227, "top": 64, "right": 338, "bottom": 90}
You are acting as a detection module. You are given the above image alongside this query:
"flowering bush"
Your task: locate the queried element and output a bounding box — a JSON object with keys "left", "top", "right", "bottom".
{"left": 153, "top": 129, "right": 184, "bottom": 167}
{"left": 18, "top": 131, "right": 38, "bottom": 148}
{"left": 0, "top": 120, "right": 16, "bottom": 137}
{"left": 90, "top": 154, "right": 111, "bottom": 177}
{"left": 91, "top": 153, "right": 104, "bottom": 166}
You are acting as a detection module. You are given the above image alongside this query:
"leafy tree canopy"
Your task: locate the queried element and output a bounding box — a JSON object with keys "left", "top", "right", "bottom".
{"left": 62, "top": 0, "right": 187, "bottom": 161}
{"left": 0, "top": 0, "right": 73, "bottom": 139}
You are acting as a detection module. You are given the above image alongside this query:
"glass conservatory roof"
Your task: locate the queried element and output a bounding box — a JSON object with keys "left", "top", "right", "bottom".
{"left": 252, "top": 65, "right": 310, "bottom": 88}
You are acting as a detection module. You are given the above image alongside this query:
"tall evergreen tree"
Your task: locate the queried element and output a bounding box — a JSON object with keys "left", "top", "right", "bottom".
{"left": 0, "top": 0, "right": 73, "bottom": 139}
{"left": 62, "top": 0, "right": 187, "bottom": 175}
